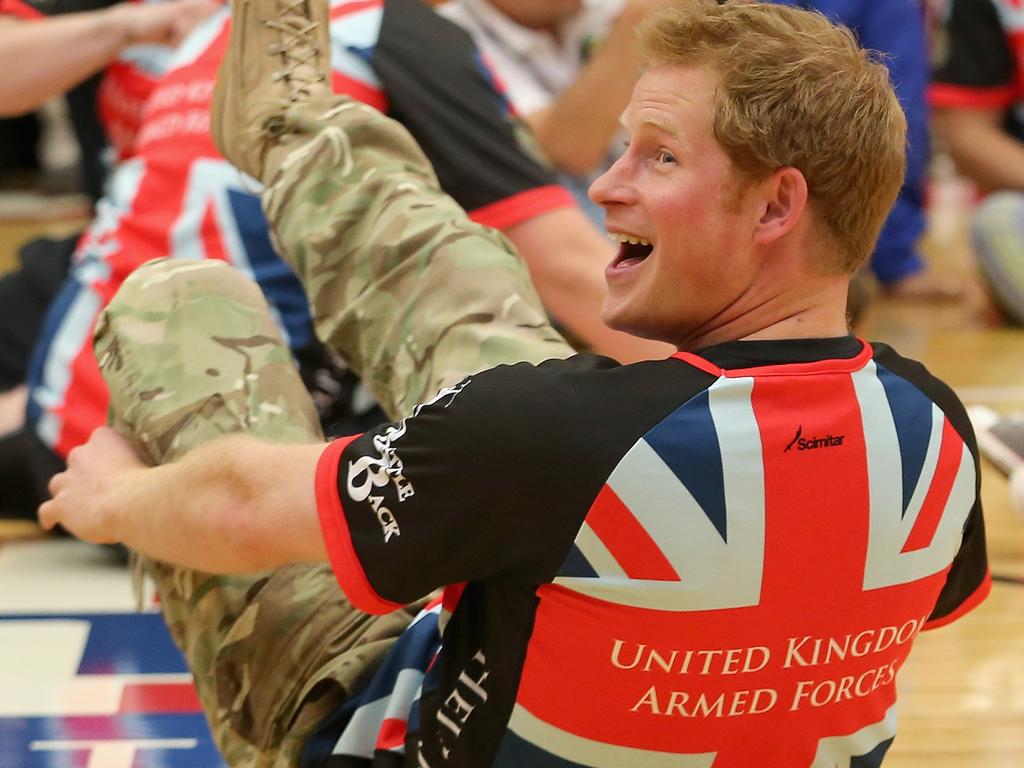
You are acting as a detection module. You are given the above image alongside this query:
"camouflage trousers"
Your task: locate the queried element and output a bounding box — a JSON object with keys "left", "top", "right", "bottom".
{"left": 97, "top": 95, "right": 572, "bottom": 766}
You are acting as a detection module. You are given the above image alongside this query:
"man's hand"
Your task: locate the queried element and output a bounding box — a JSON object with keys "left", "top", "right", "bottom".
{"left": 39, "top": 426, "right": 145, "bottom": 544}
{"left": 106, "top": 0, "right": 220, "bottom": 49}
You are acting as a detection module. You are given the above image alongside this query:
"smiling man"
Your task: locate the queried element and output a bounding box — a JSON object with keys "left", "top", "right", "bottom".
{"left": 41, "top": 1, "right": 989, "bottom": 767}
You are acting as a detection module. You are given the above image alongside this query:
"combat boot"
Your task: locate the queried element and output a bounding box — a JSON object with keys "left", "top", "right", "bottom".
{"left": 212, "top": 0, "right": 332, "bottom": 182}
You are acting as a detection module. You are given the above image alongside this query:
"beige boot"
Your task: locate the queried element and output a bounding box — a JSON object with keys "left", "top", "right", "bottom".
{"left": 211, "top": 0, "right": 333, "bottom": 182}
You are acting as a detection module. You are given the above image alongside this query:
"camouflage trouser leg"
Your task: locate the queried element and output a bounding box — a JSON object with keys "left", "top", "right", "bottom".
{"left": 96, "top": 259, "right": 423, "bottom": 767}
{"left": 95, "top": 95, "right": 575, "bottom": 766}
{"left": 262, "top": 97, "right": 573, "bottom": 420}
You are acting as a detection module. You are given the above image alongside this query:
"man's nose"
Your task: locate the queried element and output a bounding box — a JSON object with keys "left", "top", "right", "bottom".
{"left": 588, "top": 156, "right": 636, "bottom": 208}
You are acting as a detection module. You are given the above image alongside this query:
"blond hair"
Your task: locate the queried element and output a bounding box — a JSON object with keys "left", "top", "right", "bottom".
{"left": 639, "top": 1, "right": 906, "bottom": 273}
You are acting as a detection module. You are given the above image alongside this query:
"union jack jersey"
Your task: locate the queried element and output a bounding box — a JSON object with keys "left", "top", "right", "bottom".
{"left": 309, "top": 336, "right": 989, "bottom": 767}
{"left": 27, "top": 0, "right": 572, "bottom": 460}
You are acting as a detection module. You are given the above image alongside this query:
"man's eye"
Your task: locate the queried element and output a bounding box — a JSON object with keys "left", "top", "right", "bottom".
{"left": 658, "top": 151, "right": 677, "bottom": 164}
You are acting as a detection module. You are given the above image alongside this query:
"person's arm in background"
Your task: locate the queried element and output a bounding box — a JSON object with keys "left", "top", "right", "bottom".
{"left": 0, "top": 0, "right": 218, "bottom": 116}
{"left": 371, "top": 0, "right": 672, "bottom": 363}
{"left": 503, "top": 207, "right": 672, "bottom": 362}
{"left": 933, "top": 107, "right": 1024, "bottom": 192}
{"left": 525, "top": 0, "right": 667, "bottom": 175}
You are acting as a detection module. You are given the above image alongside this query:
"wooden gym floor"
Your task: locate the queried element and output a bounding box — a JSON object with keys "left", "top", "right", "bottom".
{"left": 0, "top": 179, "right": 1021, "bottom": 766}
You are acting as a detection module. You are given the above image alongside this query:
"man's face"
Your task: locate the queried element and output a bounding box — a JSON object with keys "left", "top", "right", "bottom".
{"left": 487, "top": 0, "right": 585, "bottom": 30}
{"left": 589, "top": 66, "right": 764, "bottom": 347}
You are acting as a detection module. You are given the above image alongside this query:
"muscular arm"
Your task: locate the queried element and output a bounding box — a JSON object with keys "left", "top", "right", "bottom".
{"left": 932, "top": 107, "right": 1024, "bottom": 192}
{"left": 525, "top": 0, "right": 662, "bottom": 175}
{"left": 40, "top": 427, "right": 327, "bottom": 572}
{"left": 503, "top": 207, "right": 672, "bottom": 362}
{"left": 0, "top": 0, "right": 217, "bottom": 117}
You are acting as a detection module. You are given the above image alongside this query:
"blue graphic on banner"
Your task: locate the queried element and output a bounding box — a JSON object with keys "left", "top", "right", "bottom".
{"left": 0, "top": 612, "right": 225, "bottom": 767}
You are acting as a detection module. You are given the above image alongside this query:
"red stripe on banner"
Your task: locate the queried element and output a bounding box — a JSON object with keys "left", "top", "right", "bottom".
{"left": 330, "top": 0, "right": 382, "bottom": 20}
{"left": 928, "top": 83, "right": 1014, "bottom": 110}
{"left": 119, "top": 683, "right": 202, "bottom": 714}
{"left": 201, "top": 199, "right": 229, "bottom": 263}
{"left": 902, "top": 419, "right": 964, "bottom": 553}
{"left": 53, "top": 338, "right": 110, "bottom": 460}
{"left": 468, "top": 185, "right": 575, "bottom": 231}
{"left": 376, "top": 717, "right": 408, "bottom": 751}
{"left": 315, "top": 437, "right": 406, "bottom": 615}
{"left": 331, "top": 72, "right": 389, "bottom": 113}
{"left": 586, "top": 485, "right": 679, "bottom": 580}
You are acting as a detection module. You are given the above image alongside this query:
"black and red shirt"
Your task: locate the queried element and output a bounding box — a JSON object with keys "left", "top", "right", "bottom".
{"left": 930, "top": 0, "right": 1024, "bottom": 139}
{"left": 307, "top": 337, "right": 989, "bottom": 768}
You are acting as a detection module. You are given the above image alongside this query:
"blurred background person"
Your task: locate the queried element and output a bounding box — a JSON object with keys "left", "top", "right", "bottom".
{"left": 931, "top": 0, "right": 1024, "bottom": 325}
{"left": 930, "top": 0, "right": 1024, "bottom": 515}
{"left": 12, "top": 0, "right": 666, "bottom": 522}
{"left": 437, "top": 0, "right": 956, "bottom": 310}
{"left": 0, "top": 0, "right": 217, "bottom": 519}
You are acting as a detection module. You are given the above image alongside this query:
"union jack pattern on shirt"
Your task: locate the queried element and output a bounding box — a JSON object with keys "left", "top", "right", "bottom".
{"left": 310, "top": 337, "right": 988, "bottom": 767}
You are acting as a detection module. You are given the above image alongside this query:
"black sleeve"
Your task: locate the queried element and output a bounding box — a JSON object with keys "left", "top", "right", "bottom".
{"left": 374, "top": 0, "right": 569, "bottom": 221}
{"left": 316, "top": 354, "right": 719, "bottom": 613}
{"left": 932, "top": 0, "right": 1014, "bottom": 91}
{"left": 871, "top": 343, "right": 990, "bottom": 625}
{"left": 318, "top": 356, "right": 624, "bottom": 612}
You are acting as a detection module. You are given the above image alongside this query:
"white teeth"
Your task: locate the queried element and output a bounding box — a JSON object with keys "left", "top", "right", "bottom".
{"left": 607, "top": 232, "right": 652, "bottom": 247}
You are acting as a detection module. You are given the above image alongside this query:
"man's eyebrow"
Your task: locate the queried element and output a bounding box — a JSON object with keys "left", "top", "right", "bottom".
{"left": 619, "top": 111, "right": 684, "bottom": 140}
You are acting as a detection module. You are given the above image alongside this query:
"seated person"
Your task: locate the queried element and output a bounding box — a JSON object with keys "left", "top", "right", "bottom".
{"left": 791, "top": 0, "right": 953, "bottom": 299}
{"left": 43, "top": 1, "right": 988, "bottom": 766}
{"left": 931, "top": 0, "right": 1024, "bottom": 324}
{"left": 440, "top": 0, "right": 949, "bottom": 301}
{"left": 435, "top": 0, "right": 666, "bottom": 225}
{"left": 21, "top": 0, "right": 666, "bottom": 510}
{"left": 0, "top": 0, "right": 216, "bottom": 518}
{"left": 931, "top": 0, "right": 1024, "bottom": 516}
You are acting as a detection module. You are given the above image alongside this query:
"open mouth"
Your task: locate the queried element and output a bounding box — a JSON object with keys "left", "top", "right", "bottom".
{"left": 608, "top": 232, "right": 655, "bottom": 270}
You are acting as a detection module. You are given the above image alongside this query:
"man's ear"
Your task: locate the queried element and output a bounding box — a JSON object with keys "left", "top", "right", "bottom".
{"left": 753, "top": 167, "right": 809, "bottom": 246}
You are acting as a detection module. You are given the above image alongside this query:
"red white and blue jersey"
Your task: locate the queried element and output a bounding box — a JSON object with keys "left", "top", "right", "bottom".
{"left": 930, "top": 0, "right": 1024, "bottom": 140}
{"left": 308, "top": 337, "right": 989, "bottom": 767}
{"left": 26, "top": 0, "right": 572, "bottom": 459}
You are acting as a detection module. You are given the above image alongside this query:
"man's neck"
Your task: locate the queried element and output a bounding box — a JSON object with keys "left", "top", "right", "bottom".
{"left": 674, "top": 275, "right": 851, "bottom": 352}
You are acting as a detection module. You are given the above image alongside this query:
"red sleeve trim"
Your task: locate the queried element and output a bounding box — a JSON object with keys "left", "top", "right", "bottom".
{"left": 928, "top": 83, "right": 1014, "bottom": 111}
{"left": 0, "top": 0, "right": 44, "bottom": 20}
{"left": 923, "top": 568, "right": 992, "bottom": 631}
{"left": 315, "top": 436, "right": 406, "bottom": 615}
{"left": 468, "top": 185, "right": 576, "bottom": 231}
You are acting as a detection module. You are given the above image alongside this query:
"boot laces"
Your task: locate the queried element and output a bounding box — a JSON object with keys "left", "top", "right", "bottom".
{"left": 264, "top": 0, "right": 327, "bottom": 101}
